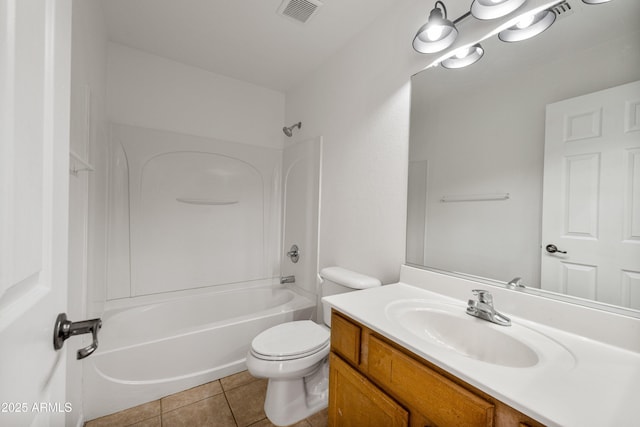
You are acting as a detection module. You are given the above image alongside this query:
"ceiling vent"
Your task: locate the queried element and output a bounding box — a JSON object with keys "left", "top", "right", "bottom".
{"left": 277, "top": 0, "right": 323, "bottom": 24}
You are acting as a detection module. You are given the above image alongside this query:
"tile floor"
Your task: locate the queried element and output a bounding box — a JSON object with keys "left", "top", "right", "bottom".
{"left": 84, "top": 370, "right": 328, "bottom": 427}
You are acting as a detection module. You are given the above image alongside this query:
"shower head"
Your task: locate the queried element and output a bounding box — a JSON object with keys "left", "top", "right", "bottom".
{"left": 282, "top": 122, "right": 301, "bottom": 137}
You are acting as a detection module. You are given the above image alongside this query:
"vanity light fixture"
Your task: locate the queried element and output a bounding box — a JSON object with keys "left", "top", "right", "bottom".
{"left": 470, "top": 0, "right": 527, "bottom": 20}
{"left": 498, "top": 9, "right": 556, "bottom": 42}
{"left": 412, "top": 1, "right": 459, "bottom": 53}
{"left": 413, "top": 0, "right": 612, "bottom": 70}
{"left": 441, "top": 44, "right": 484, "bottom": 68}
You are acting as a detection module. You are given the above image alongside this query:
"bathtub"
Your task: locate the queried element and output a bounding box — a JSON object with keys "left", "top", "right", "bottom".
{"left": 83, "top": 282, "right": 315, "bottom": 421}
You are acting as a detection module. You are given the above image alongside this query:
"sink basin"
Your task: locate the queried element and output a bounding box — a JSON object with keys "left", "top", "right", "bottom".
{"left": 386, "top": 299, "right": 559, "bottom": 368}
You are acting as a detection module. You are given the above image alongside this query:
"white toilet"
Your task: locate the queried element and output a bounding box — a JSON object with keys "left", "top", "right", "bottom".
{"left": 245, "top": 266, "right": 381, "bottom": 426}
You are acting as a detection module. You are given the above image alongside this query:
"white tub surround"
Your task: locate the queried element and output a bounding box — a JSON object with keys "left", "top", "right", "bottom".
{"left": 84, "top": 283, "right": 314, "bottom": 420}
{"left": 322, "top": 265, "right": 640, "bottom": 427}
{"left": 107, "top": 123, "right": 282, "bottom": 299}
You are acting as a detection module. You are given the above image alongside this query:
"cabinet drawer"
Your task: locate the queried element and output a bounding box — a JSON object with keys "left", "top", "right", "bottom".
{"left": 331, "top": 312, "right": 362, "bottom": 365}
{"left": 368, "top": 335, "right": 495, "bottom": 427}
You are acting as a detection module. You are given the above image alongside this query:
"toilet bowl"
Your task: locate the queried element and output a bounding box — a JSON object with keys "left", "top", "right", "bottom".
{"left": 246, "top": 320, "right": 330, "bottom": 426}
{"left": 245, "top": 267, "right": 381, "bottom": 426}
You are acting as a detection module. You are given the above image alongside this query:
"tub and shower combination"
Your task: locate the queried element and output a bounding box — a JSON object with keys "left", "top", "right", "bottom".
{"left": 84, "top": 282, "right": 314, "bottom": 419}
{"left": 84, "top": 124, "right": 319, "bottom": 420}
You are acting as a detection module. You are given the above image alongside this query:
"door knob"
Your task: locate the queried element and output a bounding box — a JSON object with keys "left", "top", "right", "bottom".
{"left": 53, "top": 313, "right": 102, "bottom": 359}
{"left": 545, "top": 244, "right": 567, "bottom": 254}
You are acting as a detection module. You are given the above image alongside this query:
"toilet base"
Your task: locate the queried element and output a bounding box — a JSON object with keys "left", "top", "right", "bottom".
{"left": 264, "top": 358, "right": 329, "bottom": 426}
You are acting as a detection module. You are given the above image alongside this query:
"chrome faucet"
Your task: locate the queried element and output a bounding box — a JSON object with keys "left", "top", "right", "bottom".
{"left": 507, "top": 277, "right": 525, "bottom": 289}
{"left": 280, "top": 275, "right": 295, "bottom": 284}
{"left": 466, "top": 289, "right": 511, "bottom": 326}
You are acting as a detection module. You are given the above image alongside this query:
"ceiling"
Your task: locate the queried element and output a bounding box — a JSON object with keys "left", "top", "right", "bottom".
{"left": 101, "top": 0, "right": 637, "bottom": 93}
{"left": 102, "top": 0, "right": 399, "bottom": 92}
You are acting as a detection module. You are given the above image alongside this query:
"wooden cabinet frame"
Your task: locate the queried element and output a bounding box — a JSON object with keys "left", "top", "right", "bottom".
{"left": 329, "top": 310, "right": 545, "bottom": 427}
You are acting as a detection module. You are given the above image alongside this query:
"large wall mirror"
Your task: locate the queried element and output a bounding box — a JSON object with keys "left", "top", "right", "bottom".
{"left": 407, "top": 0, "right": 640, "bottom": 316}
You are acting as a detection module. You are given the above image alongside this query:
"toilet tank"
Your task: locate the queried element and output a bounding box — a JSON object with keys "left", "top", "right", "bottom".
{"left": 320, "top": 267, "right": 381, "bottom": 327}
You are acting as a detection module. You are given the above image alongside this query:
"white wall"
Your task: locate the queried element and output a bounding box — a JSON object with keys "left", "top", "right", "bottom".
{"left": 107, "top": 43, "right": 285, "bottom": 149}
{"left": 284, "top": 0, "right": 431, "bottom": 285}
{"left": 68, "top": 0, "right": 108, "bottom": 425}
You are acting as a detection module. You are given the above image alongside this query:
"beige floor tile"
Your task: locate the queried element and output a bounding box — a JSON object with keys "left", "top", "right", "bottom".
{"left": 225, "top": 378, "right": 268, "bottom": 427}
{"left": 128, "top": 415, "right": 161, "bottom": 427}
{"left": 85, "top": 371, "right": 326, "bottom": 427}
{"left": 246, "top": 419, "right": 275, "bottom": 427}
{"left": 161, "top": 381, "right": 223, "bottom": 413}
{"left": 220, "top": 370, "right": 261, "bottom": 391}
{"left": 305, "top": 408, "right": 328, "bottom": 427}
{"left": 162, "top": 395, "right": 236, "bottom": 427}
{"left": 85, "top": 401, "right": 160, "bottom": 427}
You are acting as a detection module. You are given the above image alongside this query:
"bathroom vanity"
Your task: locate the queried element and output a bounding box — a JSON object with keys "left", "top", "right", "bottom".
{"left": 329, "top": 311, "right": 543, "bottom": 426}
{"left": 323, "top": 265, "right": 640, "bottom": 427}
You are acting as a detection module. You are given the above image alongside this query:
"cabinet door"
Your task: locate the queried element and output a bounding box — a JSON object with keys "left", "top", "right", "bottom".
{"left": 331, "top": 312, "right": 362, "bottom": 365}
{"left": 329, "top": 353, "right": 408, "bottom": 427}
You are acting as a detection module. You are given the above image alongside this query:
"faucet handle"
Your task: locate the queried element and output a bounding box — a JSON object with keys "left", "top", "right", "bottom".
{"left": 471, "top": 289, "right": 493, "bottom": 305}
{"left": 507, "top": 277, "right": 525, "bottom": 288}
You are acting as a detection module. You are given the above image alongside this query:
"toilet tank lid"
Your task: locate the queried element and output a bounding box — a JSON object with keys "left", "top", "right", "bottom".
{"left": 320, "top": 267, "right": 381, "bottom": 289}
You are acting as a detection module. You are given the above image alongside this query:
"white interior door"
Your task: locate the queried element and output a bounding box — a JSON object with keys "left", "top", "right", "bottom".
{"left": 541, "top": 80, "right": 640, "bottom": 309}
{"left": 0, "top": 0, "right": 72, "bottom": 425}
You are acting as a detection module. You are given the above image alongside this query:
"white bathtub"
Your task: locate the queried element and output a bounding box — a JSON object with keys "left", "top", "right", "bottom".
{"left": 83, "top": 283, "right": 315, "bottom": 421}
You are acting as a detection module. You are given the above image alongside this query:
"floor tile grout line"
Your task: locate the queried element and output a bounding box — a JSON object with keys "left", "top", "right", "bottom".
{"left": 160, "top": 390, "right": 226, "bottom": 415}
{"left": 222, "top": 389, "right": 240, "bottom": 427}
{"left": 220, "top": 376, "right": 263, "bottom": 393}
{"left": 123, "top": 414, "right": 159, "bottom": 427}
{"left": 157, "top": 379, "right": 232, "bottom": 418}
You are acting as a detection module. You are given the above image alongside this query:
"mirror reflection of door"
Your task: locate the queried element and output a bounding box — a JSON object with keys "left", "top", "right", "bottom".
{"left": 407, "top": 160, "right": 429, "bottom": 266}
{"left": 541, "top": 80, "right": 640, "bottom": 309}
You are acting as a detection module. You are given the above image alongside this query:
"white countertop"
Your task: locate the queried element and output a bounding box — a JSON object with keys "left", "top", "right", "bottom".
{"left": 323, "top": 282, "right": 640, "bottom": 427}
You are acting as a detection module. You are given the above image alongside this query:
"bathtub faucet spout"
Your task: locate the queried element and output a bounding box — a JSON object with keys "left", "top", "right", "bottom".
{"left": 280, "top": 275, "right": 295, "bottom": 284}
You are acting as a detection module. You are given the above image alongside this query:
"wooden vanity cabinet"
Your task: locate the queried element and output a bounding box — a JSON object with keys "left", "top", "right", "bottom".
{"left": 329, "top": 311, "right": 545, "bottom": 427}
{"left": 329, "top": 353, "right": 409, "bottom": 427}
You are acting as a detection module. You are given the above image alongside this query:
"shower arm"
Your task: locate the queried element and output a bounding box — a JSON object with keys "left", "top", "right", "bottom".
{"left": 283, "top": 122, "right": 302, "bottom": 136}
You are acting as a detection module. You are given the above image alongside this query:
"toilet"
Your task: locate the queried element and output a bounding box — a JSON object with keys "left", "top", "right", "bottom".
{"left": 245, "top": 266, "right": 381, "bottom": 426}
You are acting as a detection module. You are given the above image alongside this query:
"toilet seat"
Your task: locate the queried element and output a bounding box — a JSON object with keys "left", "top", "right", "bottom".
{"left": 250, "top": 320, "right": 330, "bottom": 361}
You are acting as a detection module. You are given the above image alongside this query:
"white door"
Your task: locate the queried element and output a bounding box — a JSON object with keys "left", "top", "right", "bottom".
{"left": 541, "top": 80, "right": 640, "bottom": 309}
{"left": 0, "top": 0, "right": 72, "bottom": 425}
